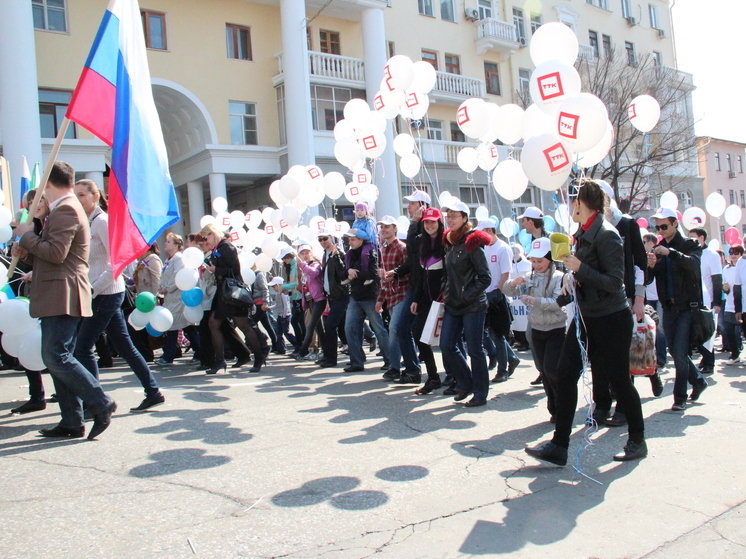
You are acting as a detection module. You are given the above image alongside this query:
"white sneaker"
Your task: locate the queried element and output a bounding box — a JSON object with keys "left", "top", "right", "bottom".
{"left": 725, "top": 357, "right": 741, "bottom": 365}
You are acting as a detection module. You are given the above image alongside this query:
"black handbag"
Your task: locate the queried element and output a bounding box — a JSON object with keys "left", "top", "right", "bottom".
{"left": 690, "top": 305, "right": 715, "bottom": 346}
{"left": 221, "top": 274, "right": 253, "bottom": 309}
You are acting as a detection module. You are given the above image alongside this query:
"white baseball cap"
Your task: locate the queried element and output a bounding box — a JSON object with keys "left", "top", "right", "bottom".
{"left": 278, "top": 247, "right": 295, "bottom": 260}
{"left": 441, "top": 199, "right": 471, "bottom": 217}
{"left": 403, "top": 190, "right": 432, "bottom": 204}
{"left": 316, "top": 228, "right": 332, "bottom": 238}
{"left": 651, "top": 207, "right": 677, "bottom": 220}
{"left": 344, "top": 228, "right": 360, "bottom": 238}
{"left": 268, "top": 276, "right": 284, "bottom": 286}
{"left": 526, "top": 237, "right": 552, "bottom": 259}
{"left": 476, "top": 220, "right": 497, "bottom": 231}
{"left": 297, "top": 244, "right": 312, "bottom": 253}
{"left": 377, "top": 215, "right": 398, "bottom": 226}
{"left": 517, "top": 206, "right": 544, "bottom": 220}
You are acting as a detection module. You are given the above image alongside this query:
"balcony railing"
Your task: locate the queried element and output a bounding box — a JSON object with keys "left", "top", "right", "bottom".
{"left": 274, "top": 51, "right": 365, "bottom": 87}
{"left": 578, "top": 43, "right": 596, "bottom": 61}
{"left": 416, "top": 139, "right": 521, "bottom": 165}
{"left": 433, "top": 71, "right": 484, "bottom": 101}
{"left": 477, "top": 18, "right": 518, "bottom": 43}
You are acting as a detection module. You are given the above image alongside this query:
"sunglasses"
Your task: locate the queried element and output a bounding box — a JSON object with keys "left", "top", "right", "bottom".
{"left": 654, "top": 224, "right": 670, "bottom": 231}
{"left": 317, "top": 236, "right": 329, "bottom": 242}
{"left": 730, "top": 251, "right": 741, "bottom": 255}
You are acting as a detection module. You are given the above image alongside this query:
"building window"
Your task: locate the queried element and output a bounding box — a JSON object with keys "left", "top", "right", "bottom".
{"left": 441, "top": 0, "right": 455, "bottom": 22}
{"left": 229, "top": 102, "right": 258, "bottom": 145}
{"left": 586, "top": 0, "right": 609, "bottom": 8}
{"left": 418, "top": 0, "right": 434, "bottom": 17}
{"left": 530, "top": 13, "right": 542, "bottom": 34}
{"left": 459, "top": 186, "right": 486, "bottom": 208}
{"left": 39, "top": 89, "right": 76, "bottom": 139}
{"left": 141, "top": 10, "right": 167, "bottom": 50}
{"left": 718, "top": 189, "right": 723, "bottom": 195}
{"left": 445, "top": 54, "right": 460, "bottom": 75}
{"left": 625, "top": 41, "right": 636, "bottom": 66}
{"left": 513, "top": 8, "right": 526, "bottom": 42}
{"left": 484, "top": 62, "right": 501, "bottom": 95}
{"left": 652, "top": 51, "right": 662, "bottom": 66}
{"left": 319, "top": 30, "right": 341, "bottom": 55}
{"left": 276, "top": 85, "right": 286, "bottom": 146}
{"left": 226, "top": 24, "right": 252, "bottom": 60}
{"left": 518, "top": 68, "right": 531, "bottom": 93}
{"left": 727, "top": 154, "right": 733, "bottom": 173}
{"left": 32, "top": 0, "right": 67, "bottom": 32}
{"left": 720, "top": 226, "right": 725, "bottom": 243}
{"left": 602, "top": 34, "right": 612, "bottom": 58}
{"left": 310, "top": 85, "right": 361, "bottom": 131}
{"left": 739, "top": 155, "right": 744, "bottom": 173}
{"left": 621, "top": 0, "right": 632, "bottom": 19}
{"left": 649, "top": 4, "right": 659, "bottom": 28}
{"left": 427, "top": 120, "right": 444, "bottom": 140}
{"left": 478, "top": 0, "right": 493, "bottom": 20}
{"left": 387, "top": 41, "right": 395, "bottom": 58}
{"left": 741, "top": 191, "right": 745, "bottom": 208}
{"left": 450, "top": 122, "right": 466, "bottom": 142}
{"left": 589, "top": 31, "right": 600, "bottom": 58}
{"left": 715, "top": 152, "right": 721, "bottom": 171}
{"left": 742, "top": 225, "right": 746, "bottom": 236}
{"left": 422, "top": 49, "right": 438, "bottom": 70}
{"left": 730, "top": 190, "right": 735, "bottom": 205}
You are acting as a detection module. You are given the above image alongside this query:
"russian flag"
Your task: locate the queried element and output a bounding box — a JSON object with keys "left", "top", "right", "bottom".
{"left": 66, "top": 0, "right": 178, "bottom": 276}
{"left": 19, "top": 157, "right": 31, "bottom": 207}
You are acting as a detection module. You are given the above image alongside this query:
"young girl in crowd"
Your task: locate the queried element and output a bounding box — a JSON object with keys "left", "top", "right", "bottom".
{"left": 351, "top": 201, "right": 377, "bottom": 244}
{"left": 503, "top": 237, "right": 566, "bottom": 422}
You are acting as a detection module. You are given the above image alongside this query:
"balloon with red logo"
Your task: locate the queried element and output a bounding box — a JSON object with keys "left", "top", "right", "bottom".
{"left": 520, "top": 133, "right": 574, "bottom": 191}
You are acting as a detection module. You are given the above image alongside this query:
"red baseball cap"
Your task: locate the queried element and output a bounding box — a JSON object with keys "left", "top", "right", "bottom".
{"left": 422, "top": 207, "right": 442, "bottom": 222}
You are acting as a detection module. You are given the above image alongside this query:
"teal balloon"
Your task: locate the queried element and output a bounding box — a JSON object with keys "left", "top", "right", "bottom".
{"left": 145, "top": 323, "right": 164, "bottom": 337}
{"left": 181, "top": 287, "right": 204, "bottom": 308}
{"left": 518, "top": 229, "right": 532, "bottom": 249}
{"left": 135, "top": 292, "right": 157, "bottom": 313}
{"left": 544, "top": 215, "right": 556, "bottom": 232}
{"left": 512, "top": 222, "right": 520, "bottom": 237}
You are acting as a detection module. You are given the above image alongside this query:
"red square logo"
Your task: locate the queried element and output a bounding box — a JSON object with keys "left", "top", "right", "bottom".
{"left": 537, "top": 72, "right": 564, "bottom": 101}
{"left": 491, "top": 255, "right": 497, "bottom": 262}
{"left": 434, "top": 317, "right": 443, "bottom": 338}
{"left": 373, "top": 94, "right": 385, "bottom": 111}
{"left": 280, "top": 219, "right": 288, "bottom": 229}
{"left": 383, "top": 66, "right": 395, "bottom": 92}
{"left": 317, "top": 221, "right": 325, "bottom": 230}
{"left": 490, "top": 145, "right": 498, "bottom": 158}
{"left": 230, "top": 231, "right": 239, "bottom": 241}
{"left": 457, "top": 106, "right": 470, "bottom": 126}
{"left": 406, "top": 92, "right": 420, "bottom": 108}
{"left": 307, "top": 167, "right": 320, "bottom": 180}
{"left": 355, "top": 173, "right": 367, "bottom": 184}
{"left": 628, "top": 103, "right": 637, "bottom": 119}
{"left": 350, "top": 186, "right": 359, "bottom": 196}
{"left": 222, "top": 216, "right": 231, "bottom": 227}
{"left": 362, "top": 135, "right": 377, "bottom": 150}
{"left": 543, "top": 142, "right": 570, "bottom": 172}
{"left": 265, "top": 225, "right": 274, "bottom": 235}
{"left": 558, "top": 112, "right": 580, "bottom": 140}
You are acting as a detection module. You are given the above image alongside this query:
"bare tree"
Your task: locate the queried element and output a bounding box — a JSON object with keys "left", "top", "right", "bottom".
{"left": 575, "top": 49, "right": 699, "bottom": 215}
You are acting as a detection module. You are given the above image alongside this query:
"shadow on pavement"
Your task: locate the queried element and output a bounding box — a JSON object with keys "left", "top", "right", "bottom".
{"left": 134, "top": 408, "right": 253, "bottom": 445}
{"left": 129, "top": 448, "right": 231, "bottom": 477}
{"left": 271, "top": 475, "right": 389, "bottom": 511}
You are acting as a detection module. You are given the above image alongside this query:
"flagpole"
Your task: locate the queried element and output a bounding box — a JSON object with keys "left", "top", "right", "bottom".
{"left": 7, "top": 117, "right": 71, "bottom": 278}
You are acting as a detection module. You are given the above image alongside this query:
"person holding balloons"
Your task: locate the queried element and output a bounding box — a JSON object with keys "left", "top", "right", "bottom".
{"left": 155, "top": 232, "right": 201, "bottom": 366}
{"left": 125, "top": 242, "right": 163, "bottom": 362}
{"left": 71, "top": 179, "right": 165, "bottom": 413}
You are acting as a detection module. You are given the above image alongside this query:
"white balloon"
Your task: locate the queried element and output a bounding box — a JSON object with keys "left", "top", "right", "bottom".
{"left": 344, "top": 182, "right": 364, "bottom": 203}
{"left": 438, "top": 191, "right": 453, "bottom": 207}
{"left": 709, "top": 239, "right": 721, "bottom": 252}
{"left": 456, "top": 98, "right": 491, "bottom": 140}
{"left": 576, "top": 119, "right": 614, "bottom": 168}
{"left": 500, "top": 218, "right": 517, "bottom": 238}
{"left": 241, "top": 268, "right": 256, "bottom": 286}
{"left": 384, "top": 55, "right": 415, "bottom": 92}
{"left": 351, "top": 167, "right": 372, "bottom": 185}
{"left": 628, "top": 94, "right": 661, "bottom": 133}
{"left": 181, "top": 247, "right": 204, "bottom": 269}
{"left": 0, "top": 225, "right": 12, "bottom": 243}
{"left": 705, "top": 192, "right": 727, "bottom": 218}
{"left": 476, "top": 142, "right": 499, "bottom": 171}
{"left": 183, "top": 305, "right": 203, "bottom": 324}
{"left": 175, "top": 267, "right": 199, "bottom": 291}
{"left": 358, "top": 131, "right": 387, "bottom": 159}
{"left": 495, "top": 104, "right": 525, "bottom": 145}
{"left": 149, "top": 307, "right": 174, "bottom": 332}
{"left": 555, "top": 203, "right": 571, "bottom": 229}
{"left": 304, "top": 165, "right": 324, "bottom": 186}
{"left": 0, "top": 263, "right": 7, "bottom": 290}
{"left": 261, "top": 236, "right": 281, "bottom": 259}
{"left": 215, "top": 211, "right": 231, "bottom": 231}
{"left": 323, "top": 172, "right": 346, "bottom": 200}
{"left": 530, "top": 60, "right": 582, "bottom": 116}
{"left": 410, "top": 60, "right": 437, "bottom": 93}
{"left": 365, "top": 110, "right": 388, "bottom": 134}
{"left": 399, "top": 153, "right": 422, "bottom": 178}
{"left": 279, "top": 175, "right": 301, "bottom": 200}
{"left": 334, "top": 137, "right": 363, "bottom": 169}
{"left": 556, "top": 93, "right": 609, "bottom": 152}
{"left": 400, "top": 91, "right": 430, "bottom": 120}
{"left": 682, "top": 207, "right": 707, "bottom": 229}
{"left": 229, "top": 210, "right": 245, "bottom": 230}
{"left": 492, "top": 159, "right": 528, "bottom": 201}
{"left": 393, "top": 133, "right": 416, "bottom": 157}
{"left": 269, "top": 209, "right": 283, "bottom": 229}
{"left": 245, "top": 209, "right": 263, "bottom": 230}
{"left": 18, "top": 326, "right": 45, "bottom": 371}
{"left": 281, "top": 205, "right": 301, "bottom": 227}
{"left": 238, "top": 251, "right": 256, "bottom": 269}
{"left": 343, "top": 98, "right": 372, "bottom": 129}
{"left": 475, "top": 206, "right": 489, "bottom": 220}
{"left": 128, "top": 308, "right": 149, "bottom": 330}
{"left": 255, "top": 253, "right": 273, "bottom": 272}
{"left": 261, "top": 207, "right": 275, "bottom": 224}
{"left": 247, "top": 228, "right": 268, "bottom": 249}
{"left": 373, "top": 90, "right": 402, "bottom": 120}
{"left": 530, "top": 21, "right": 579, "bottom": 66}
{"left": 200, "top": 214, "right": 217, "bottom": 228}
{"left": 0, "top": 299, "right": 37, "bottom": 335}
{"left": 725, "top": 204, "right": 742, "bottom": 226}
{"left": 397, "top": 215, "right": 411, "bottom": 231}
{"left": 479, "top": 103, "right": 501, "bottom": 143}
{"left": 520, "top": 133, "right": 573, "bottom": 191}
{"left": 522, "top": 103, "right": 556, "bottom": 141}
{"left": 333, "top": 119, "right": 356, "bottom": 141}
{"left": 457, "top": 147, "right": 479, "bottom": 173}
{"left": 212, "top": 196, "right": 228, "bottom": 213}
{"left": 2, "top": 332, "right": 24, "bottom": 357}
{"left": 229, "top": 228, "right": 247, "bottom": 248}
{"left": 659, "top": 191, "right": 679, "bottom": 211}
{"left": 303, "top": 185, "right": 326, "bottom": 207}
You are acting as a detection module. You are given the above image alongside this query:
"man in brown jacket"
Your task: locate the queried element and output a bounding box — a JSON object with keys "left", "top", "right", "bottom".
{"left": 13, "top": 161, "right": 116, "bottom": 440}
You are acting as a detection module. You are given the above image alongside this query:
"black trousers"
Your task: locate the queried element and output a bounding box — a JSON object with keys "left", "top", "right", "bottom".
{"left": 531, "top": 327, "right": 565, "bottom": 416}
{"left": 413, "top": 300, "right": 438, "bottom": 380}
{"left": 552, "top": 309, "right": 644, "bottom": 449}
{"left": 322, "top": 296, "right": 348, "bottom": 365}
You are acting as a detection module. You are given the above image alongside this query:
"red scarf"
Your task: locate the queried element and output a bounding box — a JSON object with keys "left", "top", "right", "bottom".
{"left": 581, "top": 211, "right": 600, "bottom": 232}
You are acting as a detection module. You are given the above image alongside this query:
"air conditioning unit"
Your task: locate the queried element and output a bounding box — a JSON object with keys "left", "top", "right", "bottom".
{"left": 626, "top": 16, "right": 637, "bottom": 26}
{"left": 464, "top": 8, "right": 479, "bottom": 21}
{"left": 657, "top": 28, "right": 666, "bottom": 38}
{"left": 729, "top": 171, "right": 737, "bottom": 178}
{"left": 518, "top": 36, "right": 527, "bottom": 47}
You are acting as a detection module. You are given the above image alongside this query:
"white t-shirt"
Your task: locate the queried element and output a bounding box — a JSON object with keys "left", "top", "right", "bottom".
{"left": 484, "top": 238, "right": 512, "bottom": 293}
{"left": 700, "top": 247, "right": 722, "bottom": 307}
{"left": 724, "top": 265, "right": 737, "bottom": 313}
{"left": 646, "top": 278, "right": 659, "bottom": 302}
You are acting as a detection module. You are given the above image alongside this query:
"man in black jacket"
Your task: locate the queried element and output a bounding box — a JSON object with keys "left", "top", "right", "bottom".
{"left": 648, "top": 208, "right": 708, "bottom": 411}
{"left": 316, "top": 229, "right": 348, "bottom": 368}
{"left": 343, "top": 229, "right": 390, "bottom": 373}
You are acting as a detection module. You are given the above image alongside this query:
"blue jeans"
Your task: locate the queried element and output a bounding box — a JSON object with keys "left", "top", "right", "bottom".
{"left": 495, "top": 333, "right": 518, "bottom": 375}
{"left": 662, "top": 306, "right": 705, "bottom": 403}
{"left": 440, "top": 308, "right": 489, "bottom": 401}
{"left": 43, "top": 315, "right": 112, "bottom": 429}
{"left": 345, "top": 298, "right": 390, "bottom": 369}
{"left": 649, "top": 300, "right": 668, "bottom": 367}
{"left": 322, "top": 296, "right": 349, "bottom": 365}
{"left": 74, "top": 292, "right": 160, "bottom": 398}
{"left": 163, "top": 325, "right": 201, "bottom": 362}
{"left": 387, "top": 298, "right": 420, "bottom": 373}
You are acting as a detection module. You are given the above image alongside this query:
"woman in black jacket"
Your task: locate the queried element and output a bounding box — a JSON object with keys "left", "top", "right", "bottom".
{"left": 410, "top": 208, "right": 446, "bottom": 395}
{"left": 439, "top": 202, "right": 492, "bottom": 407}
{"left": 526, "top": 179, "right": 646, "bottom": 466}
{"left": 200, "top": 224, "right": 268, "bottom": 374}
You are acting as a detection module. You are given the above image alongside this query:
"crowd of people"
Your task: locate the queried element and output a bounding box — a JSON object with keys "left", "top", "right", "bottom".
{"left": 4, "top": 162, "right": 732, "bottom": 466}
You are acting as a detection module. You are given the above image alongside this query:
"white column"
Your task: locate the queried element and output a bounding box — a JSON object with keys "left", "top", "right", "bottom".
{"left": 85, "top": 171, "right": 105, "bottom": 187}
{"left": 0, "top": 1, "right": 43, "bottom": 210}
{"left": 170, "top": 187, "right": 186, "bottom": 238}
{"left": 187, "top": 180, "right": 205, "bottom": 233}
{"left": 362, "top": 8, "right": 399, "bottom": 219}
{"left": 280, "top": 0, "right": 315, "bottom": 169}
{"left": 208, "top": 173, "right": 227, "bottom": 214}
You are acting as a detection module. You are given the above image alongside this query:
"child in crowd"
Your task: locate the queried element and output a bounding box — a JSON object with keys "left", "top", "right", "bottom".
{"left": 503, "top": 238, "right": 566, "bottom": 423}
{"left": 351, "top": 201, "right": 377, "bottom": 244}
{"left": 268, "top": 276, "right": 296, "bottom": 351}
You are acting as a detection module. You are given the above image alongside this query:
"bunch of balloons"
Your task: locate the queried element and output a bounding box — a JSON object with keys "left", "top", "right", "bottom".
{"left": 127, "top": 291, "right": 174, "bottom": 335}
{"left": 0, "top": 297, "right": 45, "bottom": 371}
